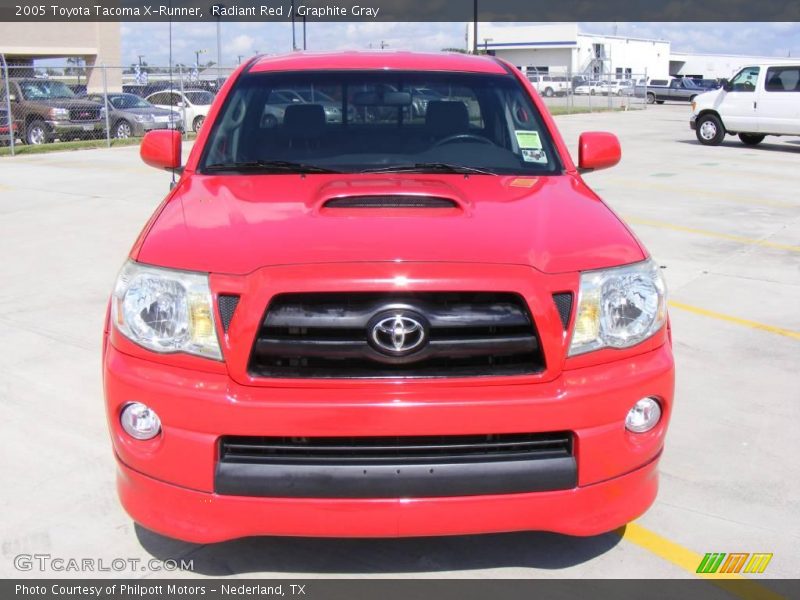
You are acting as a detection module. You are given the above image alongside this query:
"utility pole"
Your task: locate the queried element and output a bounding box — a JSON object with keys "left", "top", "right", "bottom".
{"left": 303, "top": 13, "right": 307, "bottom": 50}
{"left": 483, "top": 38, "right": 493, "bottom": 54}
{"left": 380, "top": 40, "right": 389, "bottom": 49}
{"left": 137, "top": 55, "right": 145, "bottom": 69}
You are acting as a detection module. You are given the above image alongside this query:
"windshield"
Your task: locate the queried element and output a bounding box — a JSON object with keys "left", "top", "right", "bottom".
{"left": 201, "top": 70, "right": 561, "bottom": 175}
{"left": 18, "top": 80, "right": 75, "bottom": 100}
{"left": 184, "top": 90, "right": 214, "bottom": 105}
{"left": 110, "top": 94, "right": 154, "bottom": 109}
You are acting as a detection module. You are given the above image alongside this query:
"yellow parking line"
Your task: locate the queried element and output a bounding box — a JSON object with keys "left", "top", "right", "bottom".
{"left": 604, "top": 178, "right": 795, "bottom": 209}
{"left": 625, "top": 216, "right": 800, "bottom": 253}
{"left": 620, "top": 523, "right": 785, "bottom": 599}
{"left": 669, "top": 301, "right": 800, "bottom": 341}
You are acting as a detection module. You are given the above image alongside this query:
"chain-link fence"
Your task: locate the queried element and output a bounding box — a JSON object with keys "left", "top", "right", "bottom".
{"left": 0, "top": 60, "right": 234, "bottom": 155}
{"left": 525, "top": 67, "right": 649, "bottom": 114}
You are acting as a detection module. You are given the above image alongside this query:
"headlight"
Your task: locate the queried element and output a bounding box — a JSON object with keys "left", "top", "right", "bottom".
{"left": 48, "top": 107, "right": 69, "bottom": 120}
{"left": 134, "top": 114, "right": 152, "bottom": 123}
{"left": 569, "top": 259, "right": 667, "bottom": 356}
{"left": 111, "top": 261, "right": 222, "bottom": 360}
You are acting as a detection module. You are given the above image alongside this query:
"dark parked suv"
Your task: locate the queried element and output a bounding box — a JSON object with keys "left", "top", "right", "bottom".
{"left": 2, "top": 78, "right": 106, "bottom": 144}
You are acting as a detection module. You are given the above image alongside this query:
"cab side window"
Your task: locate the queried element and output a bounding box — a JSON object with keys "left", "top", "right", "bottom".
{"left": 765, "top": 67, "right": 800, "bottom": 92}
{"left": 730, "top": 67, "right": 760, "bottom": 92}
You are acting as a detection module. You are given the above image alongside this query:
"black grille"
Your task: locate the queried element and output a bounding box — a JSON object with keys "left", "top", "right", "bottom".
{"left": 218, "top": 294, "right": 240, "bottom": 332}
{"left": 216, "top": 432, "right": 576, "bottom": 498}
{"left": 248, "top": 292, "right": 543, "bottom": 378}
{"left": 552, "top": 292, "right": 573, "bottom": 330}
{"left": 69, "top": 106, "right": 100, "bottom": 122}
{"left": 324, "top": 195, "right": 458, "bottom": 209}
{"left": 220, "top": 432, "right": 573, "bottom": 465}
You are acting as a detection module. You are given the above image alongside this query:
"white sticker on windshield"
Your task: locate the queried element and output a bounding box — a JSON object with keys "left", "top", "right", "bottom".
{"left": 516, "top": 130, "right": 547, "bottom": 163}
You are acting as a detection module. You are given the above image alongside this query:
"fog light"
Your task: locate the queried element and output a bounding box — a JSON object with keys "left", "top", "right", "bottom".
{"left": 625, "top": 397, "right": 661, "bottom": 433}
{"left": 120, "top": 402, "right": 161, "bottom": 440}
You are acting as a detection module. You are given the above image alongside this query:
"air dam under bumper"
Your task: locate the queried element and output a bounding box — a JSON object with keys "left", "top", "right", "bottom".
{"left": 118, "top": 456, "right": 659, "bottom": 542}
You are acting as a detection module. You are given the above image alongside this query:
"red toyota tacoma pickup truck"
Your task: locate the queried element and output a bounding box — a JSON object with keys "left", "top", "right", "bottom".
{"left": 103, "top": 52, "right": 673, "bottom": 543}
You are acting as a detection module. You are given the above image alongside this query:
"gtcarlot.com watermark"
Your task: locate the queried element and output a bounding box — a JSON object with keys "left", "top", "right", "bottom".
{"left": 14, "top": 553, "right": 194, "bottom": 573}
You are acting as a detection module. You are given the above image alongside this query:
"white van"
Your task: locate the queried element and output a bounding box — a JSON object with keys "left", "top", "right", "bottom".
{"left": 690, "top": 64, "right": 800, "bottom": 146}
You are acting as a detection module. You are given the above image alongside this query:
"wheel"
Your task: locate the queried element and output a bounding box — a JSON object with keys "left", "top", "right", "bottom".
{"left": 739, "top": 133, "right": 765, "bottom": 146}
{"left": 262, "top": 114, "right": 278, "bottom": 128}
{"left": 114, "top": 119, "right": 133, "bottom": 139}
{"left": 646, "top": 92, "right": 656, "bottom": 104}
{"left": 695, "top": 114, "right": 726, "bottom": 146}
{"left": 689, "top": 95, "right": 697, "bottom": 102}
{"left": 590, "top": 89, "right": 596, "bottom": 96}
{"left": 617, "top": 90, "right": 624, "bottom": 96}
{"left": 544, "top": 87, "right": 554, "bottom": 97}
{"left": 26, "top": 120, "right": 51, "bottom": 145}
{"left": 192, "top": 115, "right": 205, "bottom": 133}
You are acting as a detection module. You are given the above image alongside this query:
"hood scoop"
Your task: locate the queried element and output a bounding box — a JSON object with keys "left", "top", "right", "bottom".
{"left": 323, "top": 195, "right": 459, "bottom": 209}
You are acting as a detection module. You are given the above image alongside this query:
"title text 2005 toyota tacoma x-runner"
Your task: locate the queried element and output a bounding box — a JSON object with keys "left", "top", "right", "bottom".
{"left": 103, "top": 52, "right": 673, "bottom": 542}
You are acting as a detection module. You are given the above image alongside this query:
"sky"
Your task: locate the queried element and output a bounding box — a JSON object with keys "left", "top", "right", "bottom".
{"left": 119, "top": 22, "right": 800, "bottom": 68}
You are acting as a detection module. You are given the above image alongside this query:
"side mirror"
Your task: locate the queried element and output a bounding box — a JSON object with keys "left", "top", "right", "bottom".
{"left": 578, "top": 131, "right": 621, "bottom": 173}
{"left": 140, "top": 129, "right": 182, "bottom": 171}
{"left": 721, "top": 79, "right": 733, "bottom": 92}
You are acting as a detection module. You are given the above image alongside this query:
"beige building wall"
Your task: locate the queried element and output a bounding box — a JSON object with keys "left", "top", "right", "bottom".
{"left": 0, "top": 22, "right": 121, "bottom": 91}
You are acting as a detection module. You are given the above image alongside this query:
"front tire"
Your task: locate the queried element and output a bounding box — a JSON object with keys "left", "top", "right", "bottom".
{"left": 646, "top": 92, "right": 656, "bottom": 104}
{"left": 114, "top": 119, "right": 133, "bottom": 139}
{"left": 696, "top": 114, "right": 726, "bottom": 146}
{"left": 192, "top": 115, "right": 205, "bottom": 133}
{"left": 26, "top": 120, "right": 51, "bottom": 145}
{"left": 739, "top": 133, "right": 765, "bottom": 146}
{"left": 543, "top": 87, "right": 554, "bottom": 98}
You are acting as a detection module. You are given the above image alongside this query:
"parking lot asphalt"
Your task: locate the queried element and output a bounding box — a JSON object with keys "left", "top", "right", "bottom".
{"left": 0, "top": 104, "right": 797, "bottom": 581}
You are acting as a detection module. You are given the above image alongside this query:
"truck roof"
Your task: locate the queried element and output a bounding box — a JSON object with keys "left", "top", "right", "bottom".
{"left": 249, "top": 51, "right": 509, "bottom": 75}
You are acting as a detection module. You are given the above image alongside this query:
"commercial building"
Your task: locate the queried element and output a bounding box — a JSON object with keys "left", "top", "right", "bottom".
{"left": 470, "top": 24, "right": 670, "bottom": 80}
{"left": 0, "top": 22, "right": 121, "bottom": 91}
{"left": 669, "top": 52, "right": 798, "bottom": 80}
{"left": 472, "top": 24, "right": 797, "bottom": 82}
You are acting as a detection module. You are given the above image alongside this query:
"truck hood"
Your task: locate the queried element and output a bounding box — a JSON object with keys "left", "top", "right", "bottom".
{"left": 136, "top": 174, "right": 645, "bottom": 275}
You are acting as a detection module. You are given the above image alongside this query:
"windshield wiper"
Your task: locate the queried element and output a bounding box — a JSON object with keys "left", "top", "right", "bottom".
{"left": 361, "top": 162, "right": 498, "bottom": 176}
{"left": 204, "top": 160, "right": 340, "bottom": 174}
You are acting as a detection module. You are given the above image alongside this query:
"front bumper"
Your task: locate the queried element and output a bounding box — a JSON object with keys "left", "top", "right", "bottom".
{"left": 47, "top": 120, "right": 105, "bottom": 135}
{"left": 689, "top": 114, "right": 698, "bottom": 130}
{"left": 105, "top": 336, "right": 673, "bottom": 542}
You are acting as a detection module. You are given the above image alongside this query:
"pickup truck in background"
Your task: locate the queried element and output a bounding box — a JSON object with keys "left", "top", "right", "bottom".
{"left": 646, "top": 78, "right": 709, "bottom": 104}
{"left": 1, "top": 78, "right": 106, "bottom": 144}
{"left": 526, "top": 74, "right": 572, "bottom": 97}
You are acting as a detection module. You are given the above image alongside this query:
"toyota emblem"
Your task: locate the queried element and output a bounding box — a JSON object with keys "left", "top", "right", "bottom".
{"left": 369, "top": 312, "right": 427, "bottom": 355}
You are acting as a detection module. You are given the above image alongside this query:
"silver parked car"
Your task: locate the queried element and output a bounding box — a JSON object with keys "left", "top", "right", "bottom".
{"left": 86, "top": 93, "right": 183, "bottom": 138}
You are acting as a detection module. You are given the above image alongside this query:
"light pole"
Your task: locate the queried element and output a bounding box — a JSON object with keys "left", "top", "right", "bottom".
{"left": 291, "top": 0, "right": 297, "bottom": 50}
{"left": 302, "top": 13, "right": 307, "bottom": 50}
{"left": 380, "top": 40, "right": 389, "bottom": 49}
{"left": 483, "top": 37, "right": 493, "bottom": 54}
{"left": 194, "top": 49, "right": 207, "bottom": 69}
{"left": 137, "top": 54, "right": 145, "bottom": 69}
{"left": 213, "top": 3, "right": 224, "bottom": 83}
{"left": 472, "top": 0, "right": 478, "bottom": 54}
